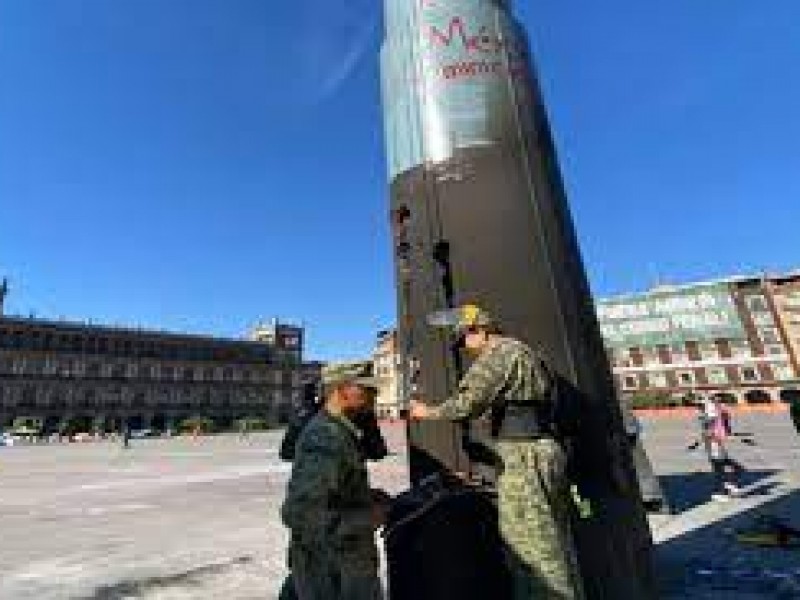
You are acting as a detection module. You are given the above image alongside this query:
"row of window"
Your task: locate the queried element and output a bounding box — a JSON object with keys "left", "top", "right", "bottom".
{"left": 744, "top": 294, "right": 790, "bottom": 353}
{"left": 0, "top": 327, "right": 283, "bottom": 364}
{"left": 610, "top": 337, "right": 788, "bottom": 369}
{"left": 0, "top": 355, "right": 304, "bottom": 386}
{"left": 621, "top": 362, "right": 796, "bottom": 390}
{"left": 0, "top": 385, "right": 300, "bottom": 408}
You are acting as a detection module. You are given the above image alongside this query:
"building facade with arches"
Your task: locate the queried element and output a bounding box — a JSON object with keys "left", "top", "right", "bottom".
{"left": 0, "top": 312, "right": 311, "bottom": 434}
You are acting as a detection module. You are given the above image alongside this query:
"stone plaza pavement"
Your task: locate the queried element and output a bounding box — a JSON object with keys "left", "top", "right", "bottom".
{"left": 0, "top": 426, "right": 409, "bottom": 600}
{"left": 646, "top": 411, "right": 800, "bottom": 599}
{"left": 0, "top": 413, "right": 798, "bottom": 599}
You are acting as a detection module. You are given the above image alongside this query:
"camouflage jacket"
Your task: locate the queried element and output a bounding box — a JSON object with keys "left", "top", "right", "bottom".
{"left": 434, "top": 337, "right": 553, "bottom": 421}
{"left": 280, "top": 409, "right": 375, "bottom": 554}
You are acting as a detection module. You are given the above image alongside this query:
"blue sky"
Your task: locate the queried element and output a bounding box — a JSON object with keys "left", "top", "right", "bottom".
{"left": 1, "top": 0, "right": 798, "bottom": 360}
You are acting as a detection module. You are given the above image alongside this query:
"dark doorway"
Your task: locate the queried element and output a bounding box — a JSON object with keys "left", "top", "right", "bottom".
{"left": 73, "top": 415, "right": 93, "bottom": 433}
{"left": 216, "top": 414, "right": 234, "bottom": 431}
{"left": 745, "top": 389, "right": 772, "bottom": 404}
{"left": 128, "top": 414, "right": 145, "bottom": 431}
{"left": 151, "top": 414, "right": 167, "bottom": 432}
{"left": 43, "top": 415, "right": 60, "bottom": 434}
{"left": 712, "top": 392, "right": 738, "bottom": 405}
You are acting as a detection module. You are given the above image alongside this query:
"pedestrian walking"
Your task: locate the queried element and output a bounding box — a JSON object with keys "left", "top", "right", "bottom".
{"left": 280, "top": 360, "right": 390, "bottom": 600}
{"left": 689, "top": 397, "right": 744, "bottom": 501}
{"left": 410, "top": 304, "right": 584, "bottom": 600}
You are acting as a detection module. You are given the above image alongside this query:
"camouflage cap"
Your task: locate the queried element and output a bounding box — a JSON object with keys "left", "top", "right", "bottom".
{"left": 322, "top": 360, "right": 381, "bottom": 390}
{"left": 427, "top": 303, "right": 494, "bottom": 337}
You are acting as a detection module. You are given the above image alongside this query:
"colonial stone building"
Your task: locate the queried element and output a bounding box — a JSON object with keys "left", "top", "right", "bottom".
{"left": 373, "top": 329, "right": 401, "bottom": 419}
{"left": 0, "top": 304, "right": 310, "bottom": 434}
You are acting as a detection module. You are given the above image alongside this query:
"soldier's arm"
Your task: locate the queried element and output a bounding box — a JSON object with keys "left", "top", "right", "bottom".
{"left": 432, "top": 347, "right": 508, "bottom": 420}
{"left": 333, "top": 448, "right": 381, "bottom": 539}
{"left": 335, "top": 499, "right": 377, "bottom": 539}
{"left": 280, "top": 427, "right": 340, "bottom": 544}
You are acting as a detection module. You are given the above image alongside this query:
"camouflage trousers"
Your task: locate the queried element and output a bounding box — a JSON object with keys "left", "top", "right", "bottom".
{"left": 496, "top": 438, "right": 585, "bottom": 600}
{"left": 285, "top": 543, "right": 382, "bottom": 600}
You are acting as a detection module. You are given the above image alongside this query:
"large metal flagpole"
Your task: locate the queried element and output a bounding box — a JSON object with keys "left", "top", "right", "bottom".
{"left": 380, "top": 1, "right": 657, "bottom": 597}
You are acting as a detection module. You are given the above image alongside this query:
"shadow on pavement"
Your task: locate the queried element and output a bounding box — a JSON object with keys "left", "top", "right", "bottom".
{"left": 659, "top": 470, "right": 777, "bottom": 514}
{"left": 657, "top": 486, "right": 800, "bottom": 598}
{"left": 81, "top": 556, "right": 253, "bottom": 599}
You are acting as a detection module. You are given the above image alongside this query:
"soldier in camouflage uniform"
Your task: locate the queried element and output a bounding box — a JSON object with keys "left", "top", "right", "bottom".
{"left": 411, "top": 305, "right": 584, "bottom": 600}
{"left": 280, "top": 360, "right": 389, "bottom": 600}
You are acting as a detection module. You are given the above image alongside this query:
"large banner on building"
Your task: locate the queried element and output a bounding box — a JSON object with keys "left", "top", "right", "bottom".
{"left": 597, "top": 283, "right": 746, "bottom": 347}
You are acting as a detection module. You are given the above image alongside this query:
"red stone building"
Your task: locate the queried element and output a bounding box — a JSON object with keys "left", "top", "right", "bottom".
{"left": 598, "top": 272, "right": 800, "bottom": 406}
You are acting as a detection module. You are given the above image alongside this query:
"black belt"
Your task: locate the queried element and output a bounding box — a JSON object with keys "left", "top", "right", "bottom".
{"left": 493, "top": 403, "right": 552, "bottom": 441}
{"left": 496, "top": 434, "right": 552, "bottom": 442}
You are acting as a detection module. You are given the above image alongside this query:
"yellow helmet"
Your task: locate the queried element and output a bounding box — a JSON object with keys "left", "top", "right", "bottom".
{"left": 427, "top": 303, "right": 494, "bottom": 337}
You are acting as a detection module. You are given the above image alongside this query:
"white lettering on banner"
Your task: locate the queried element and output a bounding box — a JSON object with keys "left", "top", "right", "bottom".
{"left": 672, "top": 312, "right": 731, "bottom": 329}
{"left": 599, "top": 289, "right": 733, "bottom": 322}
{"left": 600, "top": 309, "right": 737, "bottom": 342}
{"left": 650, "top": 292, "right": 718, "bottom": 315}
